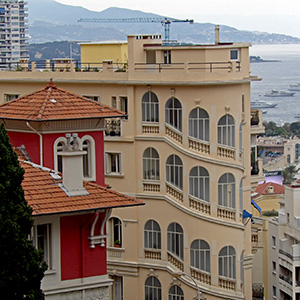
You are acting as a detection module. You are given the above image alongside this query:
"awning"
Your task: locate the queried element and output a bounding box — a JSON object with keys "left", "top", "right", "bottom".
{"left": 242, "top": 209, "right": 253, "bottom": 219}
{"left": 251, "top": 199, "right": 262, "bottom": 213}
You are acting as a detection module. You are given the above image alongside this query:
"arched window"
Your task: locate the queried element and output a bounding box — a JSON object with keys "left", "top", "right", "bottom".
{"left": 168, "top": 285, "right": 184, "bottom": 300}
{"left": 142, "top": 91, "right": 159, "bottom": 122}
{"left": 239, "top": 178, "right": 243, "bottom": 211}
{"left": 239, "top": 122, "right": 243, "bottom": 151}
{"left": 80, "top": 135, "right": 96, "bottom": 180}
{"left": 165, "top": 97, "right": 182, "bottom": 132}
{"left": 219, "top": 246, "right": 236, "bottom": 279}
{"left": 218, "top": 173, "right": 235, "bottom": 208}
{"left": 82, "top": 140, "right": 90, "bottom": 177}
{"left": 56, "top": 141, "right": 64, "bottom": 173}
{"left": 144, "top": 220, "right": 161, "bottom": 250}
{"left": 54, "top": 135, "right": 95, "bottom": 180}
{"left": 190, "top": 239, "right": 210, "bottom": 273}
{"left": 217, "top": 115, "right": 235, "bottom": 147}
{"left": 108, "top": 217, "right": 122, "bottom": 248}
{"left": 189, "top": 166, "right": 209, "bottom": 202}
{"left": 145, "top": 276, "right": 161, "bottom": 300}
{"left": 167, "top": 222, "right": 184, "bottom": 260}
{"left": 166, "top": 154, "right": 183, "bottom": 190}
{"left": 143, "top": 147, "right": 160, "bottom": 180}
{"left": 189, "top": 108, "right": 209, "bottom": 142}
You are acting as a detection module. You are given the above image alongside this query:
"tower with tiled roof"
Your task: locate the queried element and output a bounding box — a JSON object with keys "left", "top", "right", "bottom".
{"left": 0, "top": 80, "right": 125, "bottom": 186}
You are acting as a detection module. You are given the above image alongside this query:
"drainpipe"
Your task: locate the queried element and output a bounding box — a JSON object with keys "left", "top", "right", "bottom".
{"left": 26, "top": 121, "right": 43, "bottom": 166}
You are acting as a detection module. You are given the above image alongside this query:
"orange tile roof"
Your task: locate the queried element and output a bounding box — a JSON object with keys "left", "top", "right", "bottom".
{"left": 0, "top": 80, "right": 125, "bottom": 121}
{"left": 255, "top": 182, "right": 285, "bottom": 196}
{"left": 21, "top": 160, "right": 144, "bottom": 215}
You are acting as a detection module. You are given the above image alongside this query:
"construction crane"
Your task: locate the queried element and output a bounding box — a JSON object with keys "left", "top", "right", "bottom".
{"left": 77, "top": 17, "right": 194, "bottom": 42}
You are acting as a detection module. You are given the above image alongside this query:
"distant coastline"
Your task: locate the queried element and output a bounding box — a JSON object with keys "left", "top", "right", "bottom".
{"left": 250, "top": 55, "right": 280, "bottom": 63}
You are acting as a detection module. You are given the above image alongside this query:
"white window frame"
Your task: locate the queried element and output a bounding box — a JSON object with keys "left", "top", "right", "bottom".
{"left": 145, "top": 276, "right": 161, "bottom": 300}
{"left": 54, "top": 135, "right": 96, "bottom": 181}
{"left": 219, "top": 246, "right": 236, "bottom": 279}
{"left": 4, "top": 93, "right": 19, "bottom": 102}
{"left": 218, "top": 173, "right": 236, "bottom": 208}
{"left": 190, "top": 239, "right": 210, "bottom": 273}
{"left": 82, "top": 95, "right": 100, "bottom": 102}
{"left": 105, "top": 152, "right": 122, "bottom": 175}
{"left": 189, "top": 107, "right": 209, "bottom": 142}
{"left": 143, "top": 147, "right": 160, "bottom": 180}
{"left": 167, "top": 222, "right": 184, "bottom": 260}
{"left": 189, "top": 166, "right": 210, "bottom": 202}
{"left": 32, "top": 223, "right": 52, "bottom": 269}
{"left": 217, "top": 114, "right": 235, "bottom": 147}
{"left": 108, "top": 217, "right": 123, "bottom": 248}
{"left": 168, "top": 285, "right": 184, "bottom": 300}
{"left": 142, "top": 91, "right": 159, "bottom": 123}
{"left": 165, "top": 97, "right": 182, "bottom": 132}
{"left": 54, "top": 137, "right": 66, "bottom": 173}
{"left": 111, "top": 276, "right": 123, "bottom": 300}
{"left": 80, "top": 135, "right": 96, "bottom": 181}
{"left": 166, "top": 154, "right": 183, "bottom": 190}
{"left": 144, "top": 220, "right": 161, "bottom": 250}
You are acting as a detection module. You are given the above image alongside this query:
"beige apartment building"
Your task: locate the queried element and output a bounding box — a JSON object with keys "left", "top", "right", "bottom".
{"left": 0, "top": 33, "right": 264, "bottom": 300}
{"left": 269, "top": 185, "right": 300, "bottom": 300}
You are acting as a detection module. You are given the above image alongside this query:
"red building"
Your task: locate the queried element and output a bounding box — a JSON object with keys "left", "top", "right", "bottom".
{"left": 0, "top": 81, "right": 143, "bottom": 299}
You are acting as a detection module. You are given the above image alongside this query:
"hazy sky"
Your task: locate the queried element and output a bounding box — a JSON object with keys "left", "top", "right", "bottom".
{"left": 56, "top": 0, "right": 300, "bottom": 38}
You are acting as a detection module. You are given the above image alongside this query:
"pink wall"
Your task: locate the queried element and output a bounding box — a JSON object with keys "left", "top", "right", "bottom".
{"left": 8, "top": 130, "right": 105, "bottom": 186}
{"left": 60, "top": 213, "right": 107, "bottom": 280}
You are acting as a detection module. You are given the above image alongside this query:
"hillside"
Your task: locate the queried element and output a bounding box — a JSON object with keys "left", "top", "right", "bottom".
{"left": 27, "top": 0, "right": 300, "bottom": 45}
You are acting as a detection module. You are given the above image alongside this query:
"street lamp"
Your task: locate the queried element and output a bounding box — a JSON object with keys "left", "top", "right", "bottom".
{"left": 173, "top": 271, "right": 202, "bottom": 300}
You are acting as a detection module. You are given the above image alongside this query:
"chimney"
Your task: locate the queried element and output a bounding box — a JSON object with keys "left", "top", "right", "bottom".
{"left": 215, "top": 25, "right": 220, "bottom": 44}
{"left": 58, "top": 133, "right": 89, "bottom": 196}
{"left": 267, "top": 185, "right": 274, "bottom": 194}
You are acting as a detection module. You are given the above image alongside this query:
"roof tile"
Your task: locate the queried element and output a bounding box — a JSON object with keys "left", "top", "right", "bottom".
{"left": 21, "top": 160, "right": 144, "bottom": 215}
{"left": 0, "top": 80, "right": 125, "bottom": 121}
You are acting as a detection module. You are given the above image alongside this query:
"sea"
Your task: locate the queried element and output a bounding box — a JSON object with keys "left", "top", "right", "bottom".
{"left": 250, "top": 44, "right": 300, "bottom": 125}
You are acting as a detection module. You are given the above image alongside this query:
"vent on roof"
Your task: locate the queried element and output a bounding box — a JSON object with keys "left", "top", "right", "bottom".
{"left": 268, "top": 186, "right": 274, "bottom": 194}
{"left": 50, "top": 98, "right": 56, "bottom": 103}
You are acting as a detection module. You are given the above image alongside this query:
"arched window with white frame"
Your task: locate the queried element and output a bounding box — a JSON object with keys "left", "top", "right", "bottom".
{"left": 219, "top": 246, "right": 236, "bottom": 279}
{"left": 168, "top": 285, "right": 184, "bottom": 300}
{"left": 217, "top": 114, "right": 235, "bottom": 147}
{"left": 165, "top": 97, "right": 182, "bottom": 132}
{"left": 166, "top": 154, "right": 183, "bottom": 190}
{"left": 80, "top": 135, "right": 96, "bottom": 181}
{"left": 167, "top": 222, "right": 184, "bottom": 260}
{"left": 190, "top": 239, "right": 210, "bottom": 273}
{"left": 143, "top": 147, "right": 160, "bottom": 180}
{"left": 189, "top": 166, "right": 209, "bottom": 202}
{"left": 218, "top": 173, "right": 235, "bottom": 208}
{"left": 144, "top": 220, "right": 161, "bottom": 250}
{"left": 145, "top": 276, "right": 161, "bottom": 300}
{"left": 189, "top": 107, "right": 209, "bottom": 142}
{"left": 142, "top": 91, "right": 159, "bottom": 123}
{"left": 54, "top": 137, "right": 66, "bottom": 173}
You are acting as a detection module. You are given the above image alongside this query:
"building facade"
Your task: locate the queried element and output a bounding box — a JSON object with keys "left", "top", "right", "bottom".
{"left": 0, "top": 33, "right": 263, "bottom": 299}
{"left": 0, "top": 0, "right": 28, "bottom": 69}
{"left": 0, "top": 82, "right": 144, "bottom": 299}
{"left": 269, "top": 184, "right": 300, "bottom": 300}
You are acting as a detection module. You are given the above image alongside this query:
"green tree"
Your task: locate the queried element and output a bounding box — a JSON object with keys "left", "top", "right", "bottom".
{"left": 283, "top": 165, "right": 299, "bottom": 184}
{"left": 0, "top": 123, "right": 46, "bottom": 299}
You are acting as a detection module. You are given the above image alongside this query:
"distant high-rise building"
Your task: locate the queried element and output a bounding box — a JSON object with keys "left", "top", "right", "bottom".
{"left": 0, "top": 0, "right": 28, "bottom": 69}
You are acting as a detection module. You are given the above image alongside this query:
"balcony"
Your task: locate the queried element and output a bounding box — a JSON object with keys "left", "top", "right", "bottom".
{"left": 189, "top": 196, "right": 210, "bottom": 215}
{"left": 144, "top": 249, "right": 161, "bottom": 260}
{"left": 105, "top": 118, "right": 121, "bottom": 137}
{"left": 251, "top": 109, "right": 265, "bottom": 135}
{"left": 167, "top": 252, "right": 184, "bottom": 271}
{"left": 218, "top": 276, "right": 236, "bottom": 291}
{"left": 190, "top": 267, "right": 211, "bottom": 285}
